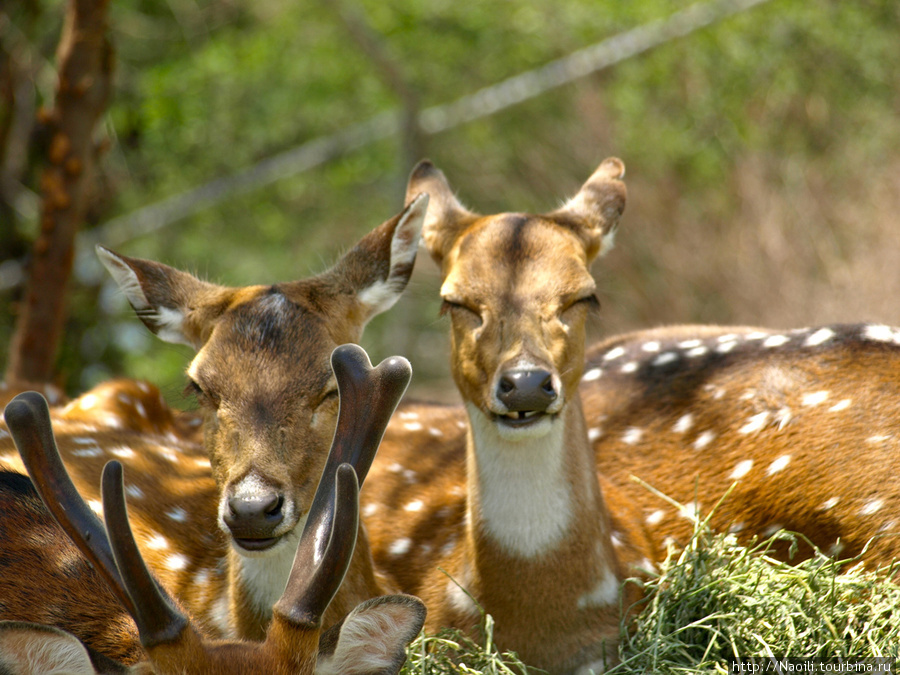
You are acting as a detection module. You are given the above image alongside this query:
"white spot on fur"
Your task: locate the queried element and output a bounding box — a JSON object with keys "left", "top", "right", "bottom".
{"left": 622, "top": 427, "right": 643, "bottom": 445}
{"left": 587, "top": 427, "right": 603, "bottom": 442}
{"left": 429, "top": 427, "right": 444, "bottom": 437}
{"left": 88, "top": 499, "right": 103, "bottom": 515}
{"left": 166, "top": 553, "right": 189, "bottom": 571}
{"left": 398, "top": 411, "right": 419, "bottom": 420}
{"left": 818, "top": 497, "right": 839, "bottom": 511}
{"left": 746, "top": 331, "right": 769, "bottom": 340}
{"left": 642, "top": 341, "right": 660, "bottom": 352}
{"left": 801, "top": 391, "right": 830, "bottom": 407}
{"left": 389, "top": 538, "right": 412, "bottom": 556}
{"left": 678, "top": 339, "right": 702, "bottom": 349}
{"left": 763, "top": 335, "right": 790, "bottom": 348}
{"left": 673, "top": 414, "right": 694, "bottom": 434}
{"left": 403, "top": 500, "right": 424, "bottom": 513}
{"left": 445, "top": 577, "right": 478, "bottom": 619}
{"left": 620, "top": 361, "right": 638, "bottom": 373}
{"left": 739, "top": 411, "right": 770, "bottom": 434}
{"left": 193, "top": 569, "right": 210, "bottom": 588}
{"left": 680, "top": 502, "right": 700, "bottom": 521}
{"left": 125, "top": 484, "right": 144, "bottom": 499}
{"left": 403, "top": 422, "right": 423, "bottom": 432}
{"left": 716, "top": 340, "right": 738, "bottom": 353}
{"left": 645, "top": 509, "right": 665, "bottom": 526}
{"left": 767, "top": 455, "right": 791, "bottom": 475}
{"left": 582, "top": 368, "right": 602, "bottom": 382}
{"left": 603, "top": 346, "right": 625, "bottom": 361}
{"left": 730, "top": 459, "right": 754, "bottom": 480}
{"left": 804, "top": 327, "right": 835, "bottom": 346}
{"left": 388, "top": 462, "right": 404, "bottom": 474}
{"left": 610, "top": 532, "right": 624, "bottom": 548}
{"left": 828, "top": 399, "right": 852, "bottom": 412}
{"left": 863, "top": 324, "right": 900, "bottom": 343}
{"left": 146, "top": 533, "right": 169, "bottom": 550}
{"left": 362, "top": 503, "right": 379, "bottom": 518}
{"left": 72, "top": 446, "right": 103, "bottom": 458}
{"left": 686, "top": 346, "right": 708, "bottom": 358}
{"left": 652, "top": 352, "right": 679, "bottom": 367}
{"left": 693, "top": 431, "right": 716, "bottom": 450}
{"left": 577, "top": 570, "right": 619, "bottom": 609}
{"left": 78, "top": 394, "right": 98, "bottom": 410}
{"left": 867, "top": 435, "right": 890, "bottom": 444}
{"left": 110, "top": 446, "right": 135, "bottom": 459}
{"left": 763, "top": 524, "right": 784, "bottom": 537}
{"left": 861, "top": 499, "right": 884, "bottom": 516}
{"left": 166, "top": 507, "right": 188, "bottom": 522}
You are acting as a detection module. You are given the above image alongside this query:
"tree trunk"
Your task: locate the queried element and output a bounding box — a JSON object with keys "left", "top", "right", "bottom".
{"left": 5, "top": 0, "right": 113, "bottom": 386}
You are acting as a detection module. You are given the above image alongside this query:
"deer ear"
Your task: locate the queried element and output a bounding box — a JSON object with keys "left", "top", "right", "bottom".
{"left": 315, "top": 595, "right": 426, "bottom": 675}
{"left": 550, "top": 157, "right": 627, "bottom": 262}
{"left": 406, "top": 161, "right": 477, "bottom": 266}
{"left": 325, "top": 194, "right": 428, "bottom": 325}
{"left": 97, "top": 246, "right": 232, "bottom": 350}
{"left": 0, "top": 621, "right": 99, "bottom": 674}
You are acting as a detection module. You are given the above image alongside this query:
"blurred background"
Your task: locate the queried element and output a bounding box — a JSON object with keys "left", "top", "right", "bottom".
{"left": 2, "top": 0, "right": 898, "bottom": 406}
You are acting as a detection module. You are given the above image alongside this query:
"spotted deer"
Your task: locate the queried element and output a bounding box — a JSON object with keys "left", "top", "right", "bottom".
{"left": 0, "top": 389, "right": 425, "bottom": 675}
{"left": 363, "top": 157, "right": 656, "bottom": 674}
{"left": 361, "top": 159, "right": 900, "bottom": 673}
{"left": 0, "top": 195, "right": 429, "bottom": 640}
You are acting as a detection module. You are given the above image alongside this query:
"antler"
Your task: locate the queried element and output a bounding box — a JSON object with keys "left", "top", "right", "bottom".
{"left": 4, "top": 392, "right": 190, "bottom": 650}
{"left": 4, "top": 393, "right": 135, "bottom": 618}
{"left": 102, "top": 460, "right": 190, "bottom": 647}
{"left": 274, "top": 343, "right": 412, "bottom": 627}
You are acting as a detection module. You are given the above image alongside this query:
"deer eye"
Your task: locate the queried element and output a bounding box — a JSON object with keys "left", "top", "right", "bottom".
{"left": 316, "top": 387, "right": 339, "bottom": 410}
{"left": 562, "top": 294, "right": 600, "bottom": 315}
{"left": 440, "top": 299, "right": 482, "bottom": 325}
{"left": 184, "top": 379, "right": 218, "bottom": 408}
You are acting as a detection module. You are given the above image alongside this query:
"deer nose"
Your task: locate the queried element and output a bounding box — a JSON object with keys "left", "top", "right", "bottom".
{"left": 224, "top": 492, "right": 285, "bottom": 540}
{"left": 496, "top": 368, "right": 557, "bottom": 412}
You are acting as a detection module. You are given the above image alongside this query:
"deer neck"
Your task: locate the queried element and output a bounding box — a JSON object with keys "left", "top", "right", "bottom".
{"left": 226, "top": 525, "right": 304, "bottom": 640}
{"left": 456, "top": 393, "right": 624, "bottom": 672}
{"left": 463, "top": 393, "right": 621, "bottom": 582}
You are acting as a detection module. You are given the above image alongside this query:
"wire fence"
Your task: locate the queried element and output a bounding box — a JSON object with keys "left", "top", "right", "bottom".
{"left": 82, "top": 0, "right": 774, "bottom": 254}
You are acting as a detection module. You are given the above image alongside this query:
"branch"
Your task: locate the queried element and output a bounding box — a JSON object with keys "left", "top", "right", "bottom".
{"left": 5, "top": 0, "right": 113, "bottom": 386}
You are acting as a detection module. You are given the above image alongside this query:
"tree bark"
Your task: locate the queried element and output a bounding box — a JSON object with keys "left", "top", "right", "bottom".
{"left": 5, "top": 0, "right": 113, "bottom": 386}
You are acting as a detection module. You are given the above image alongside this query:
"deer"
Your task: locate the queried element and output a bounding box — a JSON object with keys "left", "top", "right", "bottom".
{"left": 359, "top": 158, "right": 900, "bottom": 674}
{"left": 0, "top": 194, "right": 430, "bottom": 641}
{"left": 362, "top": 157, "right": 656, "bottom": 674}
{"left": 0, "top": 356, "right": 426, "bottom": 673}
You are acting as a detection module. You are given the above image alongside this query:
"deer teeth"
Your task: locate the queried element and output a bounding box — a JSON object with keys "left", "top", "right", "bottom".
{"left": 503, "top": 411, "right": 540, "bottom": 421}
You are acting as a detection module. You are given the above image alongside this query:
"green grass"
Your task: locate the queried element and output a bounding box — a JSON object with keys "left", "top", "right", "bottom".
{"left": 402, "top": 506, "right": 900, "bottom": 674}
